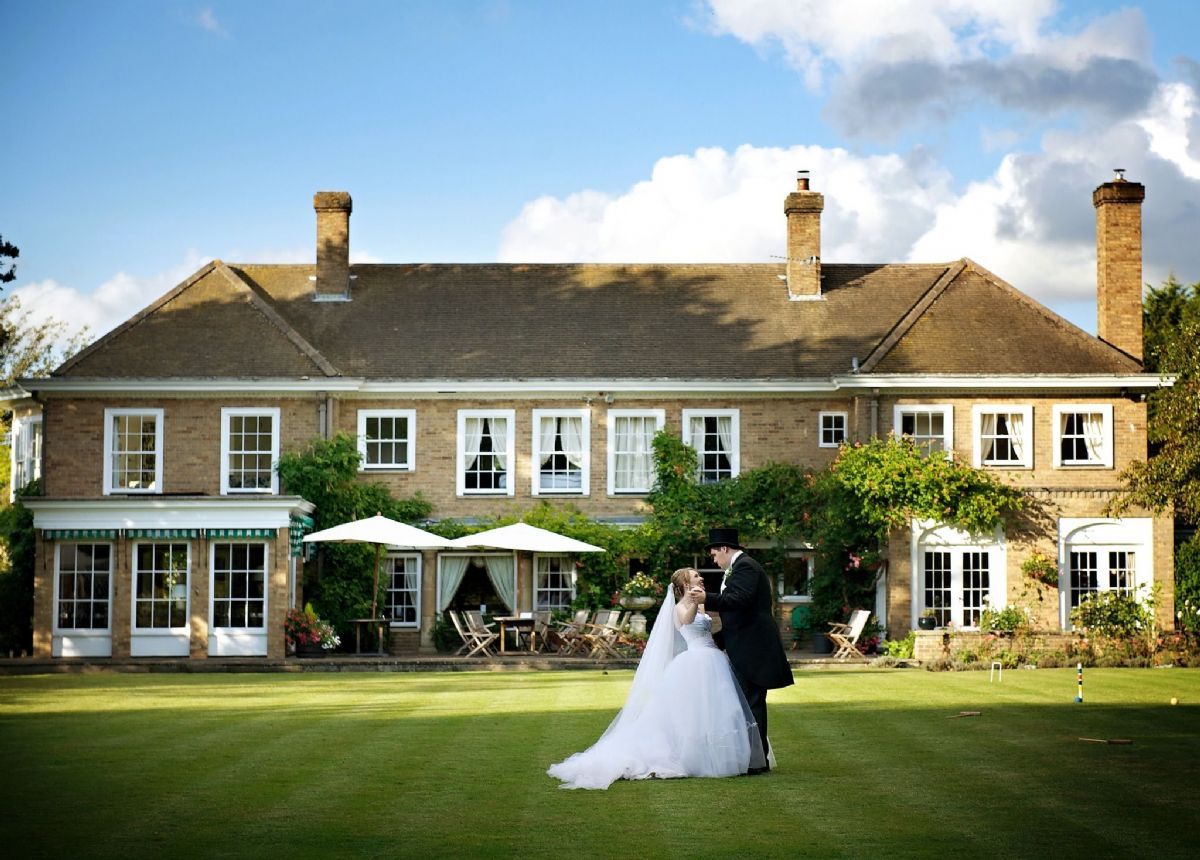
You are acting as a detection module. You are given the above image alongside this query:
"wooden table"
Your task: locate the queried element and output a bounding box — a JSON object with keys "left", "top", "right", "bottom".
{"left": 494, "top": 616, "right": 537, "bottom": 654}
{"left": 348, "top": 618, "right": 388, "bottom": 655}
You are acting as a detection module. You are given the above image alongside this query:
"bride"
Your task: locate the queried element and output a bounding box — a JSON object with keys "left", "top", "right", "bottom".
{"left": 547, "top": 568, "right": 767, "bottom": 790}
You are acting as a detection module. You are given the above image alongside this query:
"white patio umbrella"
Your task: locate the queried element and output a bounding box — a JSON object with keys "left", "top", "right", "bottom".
{"left": 303, "top": 514, "right": 455, "bottom": 621}
{"left": 449, "top": 522, "right": 606, "bottom": 553}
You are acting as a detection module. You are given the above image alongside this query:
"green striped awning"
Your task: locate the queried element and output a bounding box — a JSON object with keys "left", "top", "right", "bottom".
{"left": 42, "top": 529, "right": 118, "bottom": 540}
{"left": 289, "top": 514, "right": 315, "bottom": 558}
{"left": 126, "top": 528, "right": 200, "bottom": 539}
{"left": 207, "top": 528, "right": 276, "bottom": 539}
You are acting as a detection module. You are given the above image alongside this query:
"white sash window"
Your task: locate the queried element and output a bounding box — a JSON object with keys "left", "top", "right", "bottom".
{"left": 532, "top": 409, "right": 589, "bottom": 495}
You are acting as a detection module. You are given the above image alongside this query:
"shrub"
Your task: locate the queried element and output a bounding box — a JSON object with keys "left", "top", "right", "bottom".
{"left": 1069, "top": 588, "right": 1157, "bottom": 639}
{"left": 881, "top": 631, "right": 916, "bottom": 659}
{"left": 980, "top": 605, "right": 1030, "bottom": 635}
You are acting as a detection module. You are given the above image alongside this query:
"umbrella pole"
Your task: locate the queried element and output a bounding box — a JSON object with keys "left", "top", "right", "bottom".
{"left": 370, "top": 544, "right": 382, "bottom": 623}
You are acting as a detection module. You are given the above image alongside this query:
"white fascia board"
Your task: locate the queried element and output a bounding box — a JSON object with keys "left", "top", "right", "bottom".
{"left": 25, "top": 496, "right": 315, "bottom": 531}
{"left": 20, "top": 372, "right": 1174, "bottom": 396}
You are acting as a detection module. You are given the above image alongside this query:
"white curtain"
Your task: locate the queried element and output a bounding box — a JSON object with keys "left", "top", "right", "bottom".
{"left": 630, "top": 418, "right": 652, "bottom": 489}
{"left": 1083, "top": 412, "right": 1105, "bottom": 463}
{"left": 1007, "top": 412, "right": 1025, "bottom": 463}
{"left": 539, "top": 417, "right": 558, "bottom": 468}
{"left": 980, "top": 413, "right": 997, "bottom": 460}
{"left": 688, "top": 416, "right": 705, "bottom": 448}
{"left": 491, "top": 417, "right": 508, "bottom": 473}
{"left": 483, "top": 555, "right": 515, "bottom": 612}
{"left": 614, "top": 417, "right": 632, "bottom": 487}
{"left": 437, "top": 556, "right": 470, "bottom": 612}
{"left": 463, "top": 418, "right": 483, "bottom": 473}
{"left": 561, "top": 417, "right": 583, "bottom": 469}
{"left": 715, "top": 415, "right": 732, "bottom": 458}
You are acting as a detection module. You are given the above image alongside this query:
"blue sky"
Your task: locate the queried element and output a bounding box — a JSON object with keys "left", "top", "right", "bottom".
{"left": 4, "top": 1, "right": 1200, "bottom": 350}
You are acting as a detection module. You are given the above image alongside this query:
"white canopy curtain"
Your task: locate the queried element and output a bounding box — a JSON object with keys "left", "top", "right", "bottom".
{"left": 437, "top": 556, "right": 471, "bottom": 612}
{"left": 482, "top": 555, "right": 516, "bottom": 612}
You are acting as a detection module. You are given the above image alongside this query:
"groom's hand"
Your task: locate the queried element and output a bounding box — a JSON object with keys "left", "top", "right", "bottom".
{"left": 687, "top": 586, "right": 706, "bottom": 602}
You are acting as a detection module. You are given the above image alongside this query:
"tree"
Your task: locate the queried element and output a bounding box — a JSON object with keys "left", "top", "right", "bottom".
{"left": 1107, "top": 277, "right": 1200, "bottom": 522}
{"left": 0, "top": 235, "right": 17, "bottom": 285}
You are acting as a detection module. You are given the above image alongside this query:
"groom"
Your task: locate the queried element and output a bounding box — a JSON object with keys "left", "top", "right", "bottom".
{"left": 697, "top": 527, "right": 794, "bottom": 773}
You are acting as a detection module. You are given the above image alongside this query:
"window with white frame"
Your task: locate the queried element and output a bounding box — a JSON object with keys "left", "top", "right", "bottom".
{"left": 221, "top": 408, "right": 280, "bottom": 494}
{"left": 133, "top": 543, "right": 190, "bottom": 630}
{"left": 608, "top": 410, "right": 664, "bottom": 494}
{"left": 1053, "top": 404, "right": 1113, "bottom": 468}
{"left": 682, "top": 409, "right": 739, "bottom": 483}
{"left": 1068, "top": 549, "right": 1136, "bottom": 610}
{"left": 532, "top": 409, "right": 589, "bottom": 495}
{"left": 894, "top": 405, "right": 953, "bottom": 455}
{"left": 103, "top": 408, "right": 163, "bottom": 494}
{"left": 457, "top": 410, "right": 514, "bottom": 495}
{"left": 357, "top": 409, "right": 416, "bottom": 471}
{"left": 778, "top": 554, "right": 814, "bottom": 598}
{"left": 386, "top": 554, "right": 421, "bottom": 626}
{"left": 211, "top": 542, "right": 267, "bottom": 629}
{"left": 10, "top": 414, "right": 42, "bottom": 498}
{"left": 921, "top": 549, "right": 993, "bottom": 628}
{"left": 819, "top": 412, "right": 847, "bottom": 448}
{"left": 56, "top": 543, "right": 112, "bottom": 630}
{"left": 535, "top": 554, "right": 575, "bottom": 611}
{"left": 972, "top": 405, "right": 1033, "bottom": 468}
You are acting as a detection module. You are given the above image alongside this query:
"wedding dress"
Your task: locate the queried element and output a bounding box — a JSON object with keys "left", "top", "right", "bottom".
{"left": 547, "top": 589, "right": 766, "bottom": 790}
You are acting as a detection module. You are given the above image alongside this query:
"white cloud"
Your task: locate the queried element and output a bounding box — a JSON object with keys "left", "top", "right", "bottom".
{"left": 703, "top": 2, "right": 1157, "bottom": 138}
{"left": 500, "top": 79, "right": 1200, "bottom": 328}
{"left": 195, "top": 7, "right": 229, "bottom": 38}
{"left": 499, "top": 144, "right": 952, "bottom": 264}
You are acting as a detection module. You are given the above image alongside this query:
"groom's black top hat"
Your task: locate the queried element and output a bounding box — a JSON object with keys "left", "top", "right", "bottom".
{"left": 704, "top": 527, "right": 743, "bottom": 551}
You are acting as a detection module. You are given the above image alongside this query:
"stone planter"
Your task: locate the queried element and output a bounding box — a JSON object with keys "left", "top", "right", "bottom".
{"left": 621, "top": 595, "right": 658, "bottom": 635}
{"left": 295, "top": 642, "right": 328, "bottom": 658}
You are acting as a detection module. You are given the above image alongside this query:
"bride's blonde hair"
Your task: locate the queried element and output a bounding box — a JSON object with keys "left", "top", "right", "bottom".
{"left": 671, "top": 567, "right": 698, "bottom": 599}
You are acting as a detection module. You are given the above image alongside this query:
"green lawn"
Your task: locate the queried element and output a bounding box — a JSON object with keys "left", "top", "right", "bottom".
{"left": 2, "top": 668, "right": 1198, "bottom": 858}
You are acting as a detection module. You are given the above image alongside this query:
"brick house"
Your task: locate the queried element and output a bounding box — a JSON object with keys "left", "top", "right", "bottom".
{"left": 5, "top": 175, "right": 1172, "bottom": 660}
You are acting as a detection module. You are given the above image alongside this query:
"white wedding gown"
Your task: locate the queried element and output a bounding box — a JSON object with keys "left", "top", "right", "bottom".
{"left": 547, "top": 610, "right": 766, "bottom": 790}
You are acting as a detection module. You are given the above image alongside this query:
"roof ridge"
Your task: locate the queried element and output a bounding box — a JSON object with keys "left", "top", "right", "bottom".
{"left": 214, "top": 263, "right": 341, "bottom": 377}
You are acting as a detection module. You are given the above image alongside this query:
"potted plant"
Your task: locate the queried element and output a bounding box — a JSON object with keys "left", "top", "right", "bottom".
{"left": 618, "top": 572, "right": 665, "bottom": 611}
{"left": 618, "top": 572, "right": 665, "bottom": 635}
{"left": 918, "top": 608, "right": 938, "bottom": 631}
{"left": 285, "top": 603, "right": 341, "bottom": 657}
{"left": 1022, "top": 550, "right": 1060, "bottom": 589}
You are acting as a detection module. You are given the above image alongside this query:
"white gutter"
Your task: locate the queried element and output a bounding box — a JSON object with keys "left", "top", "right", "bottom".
{"left": 19, "top": 373, "right": 1172, "bottom": 396}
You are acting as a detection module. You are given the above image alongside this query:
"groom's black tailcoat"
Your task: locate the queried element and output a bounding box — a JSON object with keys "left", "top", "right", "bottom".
{"left": 705, "top": 552, "right": 794, "bottom": 690}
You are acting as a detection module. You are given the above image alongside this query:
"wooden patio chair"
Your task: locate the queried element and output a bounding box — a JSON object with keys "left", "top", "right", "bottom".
{"left": 827, "top": 609, "right": 871, "bottom": 660}
{"left": 532, "top": 611, "right": 553, "bottom": 652}
{"left": 452, "top": 609, "right": 498, "bottom": 658}
{"left": 580, "top": 610, "right": 625, "bottom": 660}
{"left": 553, "top": 609, "right": 592, "bottom": 655}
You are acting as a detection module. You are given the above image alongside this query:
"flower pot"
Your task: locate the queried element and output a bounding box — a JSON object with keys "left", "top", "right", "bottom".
{"left": 811, "top": 631, "right": 833, "bottom": 654}
{"left": 621, "top": 595, "right": 657, "bottom": 611}
{"left": 918, "top": 616, "right": 937, "bottom": 631}
{"left": 295, "top": 641, "right": 327, "bottom": 658}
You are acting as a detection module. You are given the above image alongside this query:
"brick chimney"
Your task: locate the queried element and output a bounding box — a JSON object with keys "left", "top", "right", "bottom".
{"left": 784, "top": 171, "right": 824, "bottom": 299}
{"left": 313, "top": 191, "right": 352, "bottom": 300}
{"left": 1092, "top": 172, "right": 1144, "bottom": 360}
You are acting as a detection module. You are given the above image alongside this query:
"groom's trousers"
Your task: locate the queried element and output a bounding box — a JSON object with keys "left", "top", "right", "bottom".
{"left": 737, "top": 674, "right": 770, "bottom": 758}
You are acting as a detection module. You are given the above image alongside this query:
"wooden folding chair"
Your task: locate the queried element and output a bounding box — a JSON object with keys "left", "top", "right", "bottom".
{"left": 554, "top": 609, "right": 591, "bottom": 655}
{"left": 581, "top": 610, "right": 624, "bottom": 660}
{"left": 827, "top": 609, "right": 871, "bottom": 660}
{"left": 452, "top": 609, "right": 498, "bottom": 657}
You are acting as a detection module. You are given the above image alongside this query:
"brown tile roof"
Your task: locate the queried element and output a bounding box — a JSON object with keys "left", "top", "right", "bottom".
{"left": 56, "top": 259, "right": 1140, "bottom": 380}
